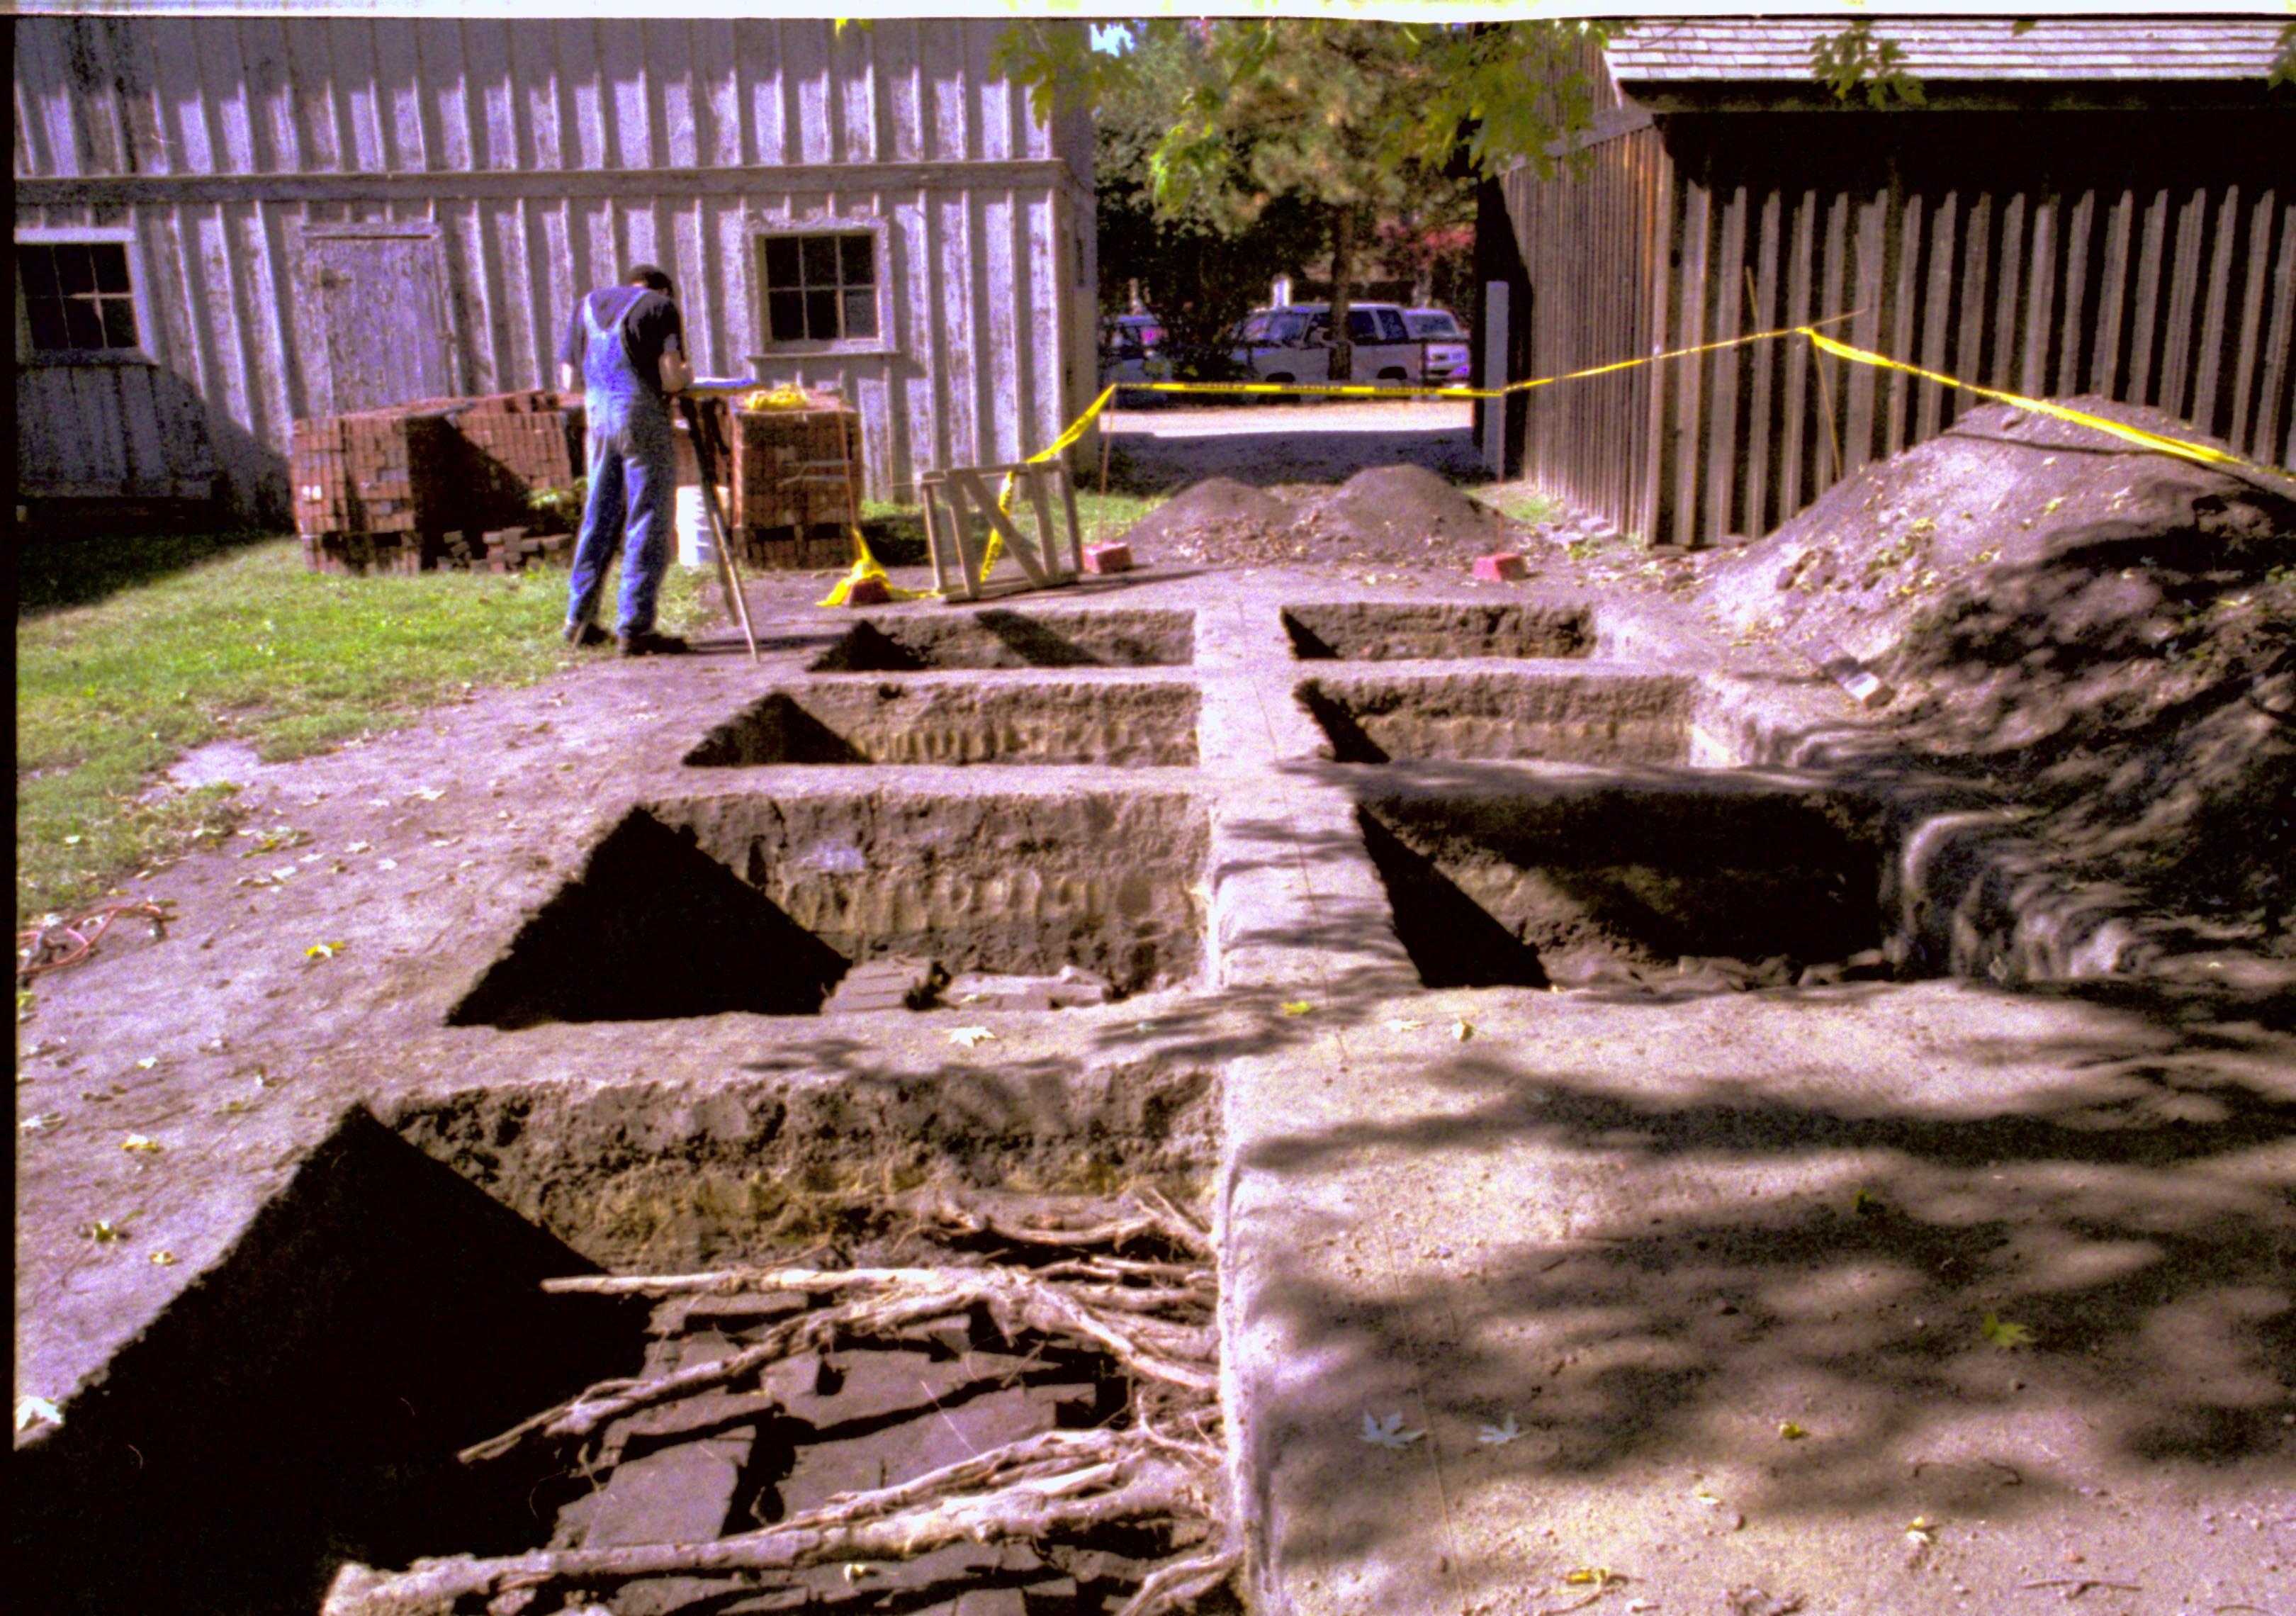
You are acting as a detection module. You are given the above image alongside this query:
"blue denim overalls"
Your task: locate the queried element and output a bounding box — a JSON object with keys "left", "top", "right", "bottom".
{"left": 566, "top": 288, "right": 676, "bottom": 637}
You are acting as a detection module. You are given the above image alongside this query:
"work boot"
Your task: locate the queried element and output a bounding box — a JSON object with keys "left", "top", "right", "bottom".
{"left": 561, "top": 619, "right": 610, "bottom": 649}
{"left": 617, "top": 628, "right": 692, "bottom": 658}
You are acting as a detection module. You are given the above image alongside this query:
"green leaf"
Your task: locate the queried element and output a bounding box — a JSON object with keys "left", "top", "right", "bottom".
{"left": 1981, "top": 1312, "right": 2035, "bottom": 1350}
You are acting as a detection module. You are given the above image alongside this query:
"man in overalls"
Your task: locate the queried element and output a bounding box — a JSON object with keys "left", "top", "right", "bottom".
{"left": 558, "top": 263, "right": 694, "bottom": 655}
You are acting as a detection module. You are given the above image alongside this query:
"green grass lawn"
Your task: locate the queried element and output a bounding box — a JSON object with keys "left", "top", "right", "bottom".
{"left": 16, "top": 495, "right": 1160, "bottom": 932}
{"left": 14, "top": 533, "right": 714, "bottom": 929}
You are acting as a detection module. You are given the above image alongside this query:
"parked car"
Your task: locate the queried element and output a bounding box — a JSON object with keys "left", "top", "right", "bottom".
{"left": 1098, "top": 313, "right": 1171, "bottom": 403}
{"left": 1226, "top": 301, "right": 1426, "bottom": 391}
{"left": 1405, "top": 307, "right": 1472, "bottom": 388}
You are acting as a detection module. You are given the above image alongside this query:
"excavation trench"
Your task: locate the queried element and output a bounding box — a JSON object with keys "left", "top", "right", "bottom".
{"left": 18, "top": 1062, "right": 1228, "bottom": 1616}
{"left": 449, "top": 792, "right": 1211, "bottom": 1027}
{"left": 809, "top": 609, "right": 1196, "bottom": 671}
{"left": 1281, "top": 600, "right": 1592, "bottom": 661}
{"left": 685, "top": 680, "right": 1201, "bottom": 768}
{"left": 1300, "top": 670, "right": 1696, "bottom": 765}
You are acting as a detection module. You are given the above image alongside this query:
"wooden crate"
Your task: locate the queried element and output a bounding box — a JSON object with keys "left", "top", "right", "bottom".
{"left": 733, "top": 524, "right": 857, "bottom": 571}
{"left": 729, "top": 405, "right": 860, "bottom": 536}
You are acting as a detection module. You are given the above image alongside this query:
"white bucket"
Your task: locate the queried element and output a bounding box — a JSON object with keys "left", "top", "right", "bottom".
{"left": 675, "top": 484, "right": 721, "bottom": 568}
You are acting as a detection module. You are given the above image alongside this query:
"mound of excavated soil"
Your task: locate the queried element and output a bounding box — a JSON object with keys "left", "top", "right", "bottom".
{"left": 1118, "top": 476, "right": 1296, "bottom": 566}
{"left": 1293, "top": 464, "right": 1516, "bottom": 561}
{"left": 1704, "top": 397, "right": 2296, "bottom": 957}
{"left": 1122, "top": 464, "right": 1524, "bottom": 573}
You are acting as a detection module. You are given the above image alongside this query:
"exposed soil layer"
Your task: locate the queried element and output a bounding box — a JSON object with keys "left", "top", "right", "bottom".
{"left": 808, "top": 607, "right": 1194, "bottom": 670}
{"left": 454, "top": 791, "right": 1211, "bottom": 1028}
{"left": 685, "top": 680, "right": 1201, "bottom": 768}
{"left": 1281, "top": 600, "right": 1592, "bottom": 661}
{"left": 1361, "top": 784, "right": 1891, "bottom": 992}
{"left": 1300, "top": 671, "right": 1695, "bottom": 765}
{"left": 1701, "top": 397, "right": 2296, "bottom": 958}
{"left": 383, "top": 1066, "right": 1222, "bottom": 1274}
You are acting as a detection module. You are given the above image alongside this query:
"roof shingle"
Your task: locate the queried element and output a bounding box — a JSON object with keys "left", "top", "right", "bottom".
{"left": 1606, "top": 15, "right": 2287, "bottom": 82}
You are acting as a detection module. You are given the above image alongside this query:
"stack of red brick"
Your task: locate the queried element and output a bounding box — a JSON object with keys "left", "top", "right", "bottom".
{"left": 291, "top": 388, "right": 585, "bottom": 576}
{"left": 729, "top": 403, "right": 862, "bottom": 571}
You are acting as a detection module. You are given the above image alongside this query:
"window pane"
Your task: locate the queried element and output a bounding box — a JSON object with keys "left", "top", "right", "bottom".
{"left": 18, "top": 245, "right": 60, "bottom": 299}
{"left": 804, "top": 288, "right": 838, "bottom": 339}
{"left": 842, "top": 288, "right": 875, "bottom": 339}
{"left": 767, "top": 289, "right": 806, "bottom": 342}
{"left": 839, "top": 232, "right": 873, "bottom": 288}
{"left": 91, "top": 242, "right": 131, "bottom": 294}
{"left": 56, "top": 242, "right": 96, "bottom": 296}
{"left": 64, "top": 296, "right": 106, "bottom": 348}
{"left": 100, "top": 296, "right": 139, "bottom": 349}
{"left": 26, "top": 296, "right": 70, "bottom": 352}
{"left": 763, "top": 237, "right": 800, "bottom": 289}
{"left": 1378, "top": 310, "right": 1409, "bottom": 342}
{"left": 801, "top": 235, "right": 838, "bottom": 286}
{"left": 1346, "top": 310, "right": 1377, "bottom": 342}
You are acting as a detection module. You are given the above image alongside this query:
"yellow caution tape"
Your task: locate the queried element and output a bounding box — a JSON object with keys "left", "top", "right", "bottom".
{"left": 1800, "top": 330, "right": 2287, "bottom": 482}
{"left": 829, "top": 316, "right": 2280, "bottom": 611}
{"left": 818, "top": 524, "right": 933, "bottom": 607}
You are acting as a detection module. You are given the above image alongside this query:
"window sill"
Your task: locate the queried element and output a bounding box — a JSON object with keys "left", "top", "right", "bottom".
{"left": 748, "top": 341, "right": 894, "bottom": 362}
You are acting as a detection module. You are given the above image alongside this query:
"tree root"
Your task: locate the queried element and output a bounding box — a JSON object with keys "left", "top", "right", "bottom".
{"left": 325, "top": 1443, "right": 1205, "bottom": 1616}
{"left": 471, "top": 1265, "right": 1214, "bottom": 1465}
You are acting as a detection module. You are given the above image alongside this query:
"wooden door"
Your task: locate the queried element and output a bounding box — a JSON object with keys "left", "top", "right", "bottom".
{"left": 297, "top": 228, "right": 454, "bottom": 415}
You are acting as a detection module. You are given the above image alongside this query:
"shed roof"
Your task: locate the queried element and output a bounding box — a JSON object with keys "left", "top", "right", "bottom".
{"left": 1606, "top": 14, "right": 2287, "bottom": 83}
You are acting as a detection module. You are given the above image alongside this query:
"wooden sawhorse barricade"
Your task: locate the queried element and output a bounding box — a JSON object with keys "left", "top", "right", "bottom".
{"left": 918, "top": 459, "right": 1084, "bottom": 602}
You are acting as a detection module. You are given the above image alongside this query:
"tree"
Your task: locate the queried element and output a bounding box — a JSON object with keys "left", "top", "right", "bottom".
{"left": 1003, "top": 18, "right": 1613, "bottom": 380}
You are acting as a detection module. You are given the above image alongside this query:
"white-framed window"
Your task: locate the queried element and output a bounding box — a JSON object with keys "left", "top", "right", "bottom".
{"left": 15, "top": 227, "right": 152, "bottom": 364}
{"left": 753, "top": 218, "right": 891, "bottom": 355}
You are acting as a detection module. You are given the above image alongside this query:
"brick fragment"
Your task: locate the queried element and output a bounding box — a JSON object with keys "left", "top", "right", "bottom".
{"left": 1473, "top": 552, "right": 1530, "bottom": 581}
{"left": 1082, "top": 542, "right": 1134, "bottom": 575}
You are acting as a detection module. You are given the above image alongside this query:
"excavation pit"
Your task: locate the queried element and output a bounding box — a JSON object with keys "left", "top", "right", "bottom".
{"left": 684, "top": 680, "right": 1201, "bottom": 768}
{"left": 1361, "top": 782, "right": 1892, "bottom": 991}
{"left": 1281, "top": 601, "right": 1592, "bottom": 661}
{"left": 809, "top": 608, "right": 1195, "bottom": 670}
{"left": 1300, "top": 670, "right": 1696, "bottom": 764}
{"left": 449, "top": 791, "right": 1210, "bottom": 1026}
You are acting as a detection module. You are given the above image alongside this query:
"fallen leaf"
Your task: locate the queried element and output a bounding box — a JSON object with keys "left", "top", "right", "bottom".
{"left": 1565, "top": 1568, "right": 1624, "bottom": 1587}
{"left": 377, "top": 858, "right": 398, "bottom": 871}
{"left": 1279, "top": 1001, "right": 1314, "bottom": 1017}
{"left": 1359, "top": 1410, "right": 1423, "bottom": 1450}
{"left": 949, "top": 1027, "right": 996, "bottom": 1048}
{"left": 121, "top": 1135, "right": 163, "bottom": 1154}
{"left": 1452, "top": 1019, "right": 1474, "bottom": 1041}
{"left": 1693, "top": 1486, "right": 1726, "bottom": 1507}
{"left": 1388, "top": 1018, "right": 1427, "bottom": 1032}
{"left": 149, "top": 1250, "right": 177, "bottom": 1267}
{"left": 85, "top": 1221, "right": 128, "bottom": 1244}
{"left": 344, "top": 841, "right": 373, "bottom": 853}
{"left": 18, "top": 1113, "right": 62, "bottom": 1133}
{"left": 14, "top": 1396, "right": 62, "bottom": 1432}
{"left": 1778, "top": 1420, "right": 1808, "bottom": 1440}
{"left": 1905, "top": 1515, "right": 1936, "bottom": 1542}
{"left": 1981, "top": 1312, "right": 2035, "bottom": 1350}
{"left": 305, "top": 941, "right": 348, "bottom": 960}
{"left": 1478, "top": 1413, "right": 1523, "bottom": 1445}
{"left": 413, "top": 787, "right": 445, "bottom": 801}
{"left": 134, "top": 1057, "right": 157, "bottom": 1070}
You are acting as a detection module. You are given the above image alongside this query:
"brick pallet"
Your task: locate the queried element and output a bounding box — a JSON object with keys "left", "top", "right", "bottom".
{"left": 729, "top": 405, "right": 861, "bottom": 571}
{"left": 291, "top": 389, "right": 585, "bottom": 575}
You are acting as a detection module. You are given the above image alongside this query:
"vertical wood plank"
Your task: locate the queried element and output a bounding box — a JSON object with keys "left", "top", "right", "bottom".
{"left": 2053, "top": 189, "right": 2094, "bottom": 398}
{"left": 1842, "top": 186, "right": 1886, "bottom": 473}
{"left": 510, "top": 20, "right": 560, "bottom": 171}
{"left": 838, "top": 16, "right": 875, "bottom": 163}
{"left": 884, "top": 18, "right": 924, "bottom": 164}
{"left": 422, "top": 20, "right": 474, "bottom": 173}
{"left": 2190, "top": 183, "right": 2241, "bottom": 437}
{"left": 2127, "top": 186, "right": 2170, "bottom": 405}
{"left": 461, "top": 17, "right": 514, "bottom": 171}
{"left": 2091, "top": 188, "right": 2134, "bottom": 396}
{"left": 931, "top": 20, "right": 969, "bottom": 164}
{"left": 2157, "top": 186, "right": 2209, "bottom": 421}
{"left": 649, "top": 17, "right": 696, "bottom": 170}
{"left": 899, "top": 191, "right": 935, "bottom": 483}
{"left": 116, "top": 361, "right": 169, "bottom": 483}
{"left": 788, "top": 18, "right": 831, "bottom": 167}
{"left": 692, "top": 17, "right": 739, "bottom": 169}
{"left": 105, "top": 18, "right": 171, "bottom": 178}
{"left": 1777, "top": 188, "right": 1816, "bottom": 521}
{"left": 561, "top": 20, "right": 608, "bottom": 171}
{"left": 68, "top": 18, "right": 130, "bottom": 176}
{"left": 331, "top": 20, "right": 386, "bottom": 172}
{"left": 1881, "top": 189, "right": 1921, "bottom": 458}
{"left": 1669, "top": 181, "right": 1711, "bottom": 547}
{"left": 15, "top": 20, "right": 78, "bottom": 178}
{"left": 2019, "top": 190, "right": 2056, "bottom": 398}
{"left": 281, "top": 19, "right": 342, "bottom": 172}
{"left": 2251, "top": 198, "right": 2296, "bottom": 466}
{"left": 1988, "top": 189, "right": 2025, "bottom": 391}
{"left": 1953, "top": 192, "right": 1993, "bottom": 422}
{"left": 1703, "top": 182, "right": 1746, "bottom": 543}
{"left": 230, "top": 16, "right": 295, "bottom": 174}
{"left": 371, "top": 18, "right": 428, "bottom": 171}
{"left": 1813, "top": 187, "right": 1852, "bottom": 493}
{"left": 1915, "top": 191, "right": 1957, "bottom": 443}
{"left": 150, "top": 16, "right": 220, "bottom": 174}
{"left": 2227, "top": 189, "right": 2277, "bottom": 453}
{"left": 731, "top": 18, "right": 777, "bottom": 167}
{"left": 1742, "top": 186, "right": 1782, "bottom": 537}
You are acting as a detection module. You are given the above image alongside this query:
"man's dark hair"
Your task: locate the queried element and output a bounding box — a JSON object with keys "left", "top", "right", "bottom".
{"left": 625, "top": 263, "right": 674, "bottom": 296}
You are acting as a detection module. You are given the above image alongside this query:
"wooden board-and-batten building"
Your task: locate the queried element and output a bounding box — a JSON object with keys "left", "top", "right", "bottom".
{"left": 1484, "top": 13, "right": 2296, "bottom": 549}
{"left": 12, "top": 8, "right": 1096, "bottom": 529}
